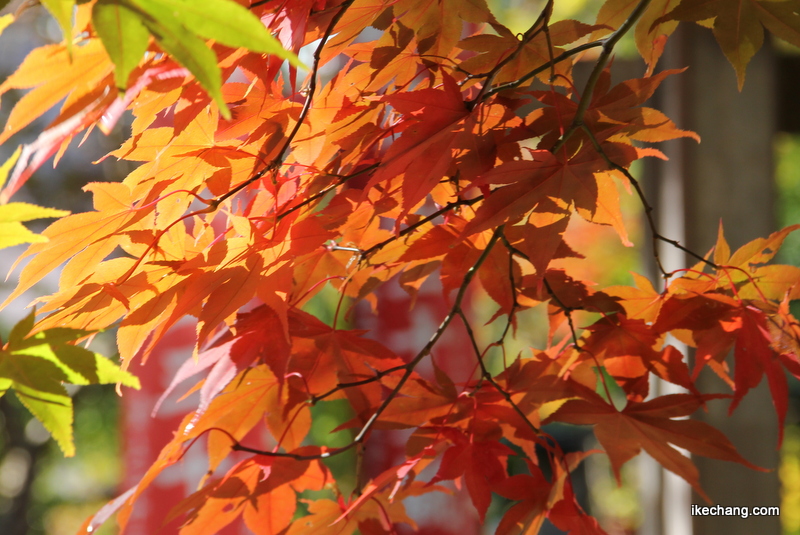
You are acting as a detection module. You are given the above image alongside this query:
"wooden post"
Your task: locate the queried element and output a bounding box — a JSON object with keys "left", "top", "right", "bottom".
{"left": 671, "top": 26, "right": 780, "bottom": 535}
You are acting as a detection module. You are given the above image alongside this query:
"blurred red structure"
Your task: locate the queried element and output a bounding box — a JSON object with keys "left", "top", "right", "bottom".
{"left": 121, "top": 322, "right": 252, "bottom": 534}
{"left": 122, "top": 279, "right": 481, "bottom": 534}
{"left": 357, "top": 280, "right": 482, "bottom": 535}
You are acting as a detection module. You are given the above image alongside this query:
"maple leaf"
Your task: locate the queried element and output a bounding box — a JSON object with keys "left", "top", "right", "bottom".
{"left": 593, "top": 0, "right": 683, "bottom": 74}
{"left": 653, "top": 270, "right": 798, "bottom": 444}
{"left": 0, "top": 36, "right": 117, "bottom": 200}
{"left": 603, "top": 272, "right": 663, "bottom": 323}
{"left": 288, "top": 309, "right": 406, "bottom": 423}
{"left": 458, "top": 19, "right": 603, "bottom": 87}
{"left": 345, "top": 21, "right": 421, "bottom": 94}
{"left": 0, "top": 161, "right": 71, "bottom": 249}
{"left": 291, "top": 480, "right": 435, "bottom": 535}
{"left": 169, "top": 455, "right": 325, "bottom": 535}
{"left": 365, "top": 73, "right": 472, "bottom": 213}
{"left": 548, "top": 488, "right": 609, "bottom": 535}
{"left": 153, "top": 305, "right": 291, "bottom": 425}
{"left": 656, "top": 0, "right": 800, "bottom": 88}
{"left": 189, "top": 365, "right": 294, "bottom": 471}
{"left": 528, "top": 68, "right": 698, "bottom": 154}
{"left": 548, "top": 392, "right": 762, "bottom": 499}
{"left": 582, "top": 314, "right": 697, "bottom": 398}
{"left": 427, "top": 430, "right": 514, "bottom": 522}
{"left": 2, "top": 182, "right": 153, "bottom": 309}
{"left": 493, "top": 472, "right": 550, "bottom": 535}
{"left": 712, "top": 224, "right": 800, "bottom": 301}
{"left": 0, "top": 38, "right": 113, "bottom": 147}
{"left": 462, "top": 148, "right": 615, "bottom": 238}
{"left": 321, "top": 0, "right": 391, "bottom": 63}
{"left": 393, "top": 0, "right": 493, "bottom": 57}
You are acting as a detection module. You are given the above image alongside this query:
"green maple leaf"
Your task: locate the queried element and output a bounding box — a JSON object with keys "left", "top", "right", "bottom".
{"left": 0, "top": 311, "right": 140, "bottom": 456}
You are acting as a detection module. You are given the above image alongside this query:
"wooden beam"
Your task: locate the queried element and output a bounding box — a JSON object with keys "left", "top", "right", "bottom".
{"left": 678, "top": 26, "right": 780, "bottom": 535}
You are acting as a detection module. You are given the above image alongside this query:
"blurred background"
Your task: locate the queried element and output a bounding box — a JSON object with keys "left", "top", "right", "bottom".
{"left": 0, "top": 0, "right": 799, "bottom": 534}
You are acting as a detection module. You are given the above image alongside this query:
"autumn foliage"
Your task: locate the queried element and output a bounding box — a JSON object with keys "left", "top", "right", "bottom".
{"left": 1, "top": 0, "right": 800, "bottom": 533}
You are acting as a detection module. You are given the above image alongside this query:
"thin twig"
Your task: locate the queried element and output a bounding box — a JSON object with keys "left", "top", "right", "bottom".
{"left": 551, "top": 0, "right": 653, "bottom": 154}
{"left": 495, "top": 230, "right": 521, "bottom": 346}
{"left": 481, "top": 41, "right": 603, "bottom": 100}
{"left": 215, "top": 0, "right": 357, "bottom": 206}
{"left": 232, "top": 227, "right": 505, "bottom": 459}
{"left": 274, "top": 163, "right": 379, "bottom": 223}
{"left": 114, "top": 2, "right": 358, "bottom": 286}
{"left": 498, "top": 232, "right": 583, "bottom": 348}
{"left": 310, "top": 364, "right": 409, "bottom": 404}
{"left": 542, "top": 277, "right": 582, "bottom": 349}
{"left": 276, "top": 0, "right": 356, "bottom": 163}
{"left": 361, "top": 196, "right": 483, "bottom": 261}
{"left": 457, "top": 308, "right": 540, "bottom": 435}
{"left": 579, "top": 124, "right": 718, "bottom": 275}
{"left": 469, "top": 0, "right": 553, "bottom": 107}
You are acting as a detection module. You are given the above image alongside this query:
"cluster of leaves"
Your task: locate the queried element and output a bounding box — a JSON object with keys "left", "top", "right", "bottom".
{"left": 0, "top": 151, "right": 138, "bottom": 457}
{"left": 1, "top": 0, "right": 800, "bottom": 533}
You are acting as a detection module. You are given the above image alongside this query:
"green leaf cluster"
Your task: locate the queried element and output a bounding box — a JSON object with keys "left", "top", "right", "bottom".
{"left": 39, "top": 0, "right": 304, "bottom": 118}
{"left": 0, "top": 148, "right": 70, "bottom": 249}
{"left": 0, "top": 311, "right": 139, "bottom": 456}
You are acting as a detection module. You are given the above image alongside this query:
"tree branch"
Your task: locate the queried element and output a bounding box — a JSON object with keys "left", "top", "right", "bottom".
{"left": 469, "top": 0, "right": 554, "bottom": 107}
{"left": 232, "top": 227, "right": 505, "bottom": 460}
{"left": 551, "top": 0, "right": 653, "bottom": 154}
{"left": 579, "top": 124, "right": 718, "bottom": 275}
{"left": 457, "top": 308, "right": 540, "bottom": 435}
{"left": 360, "top": 196, "right": 483, "bottom": 262}
{"left": 499, "top": 232, "right": 583, "bottom": 348}
{"left": 215, "top": 0, "right": 357, "bottom": 206}
{"left": 481, "top": 40, "right": 603, "bottom": 100}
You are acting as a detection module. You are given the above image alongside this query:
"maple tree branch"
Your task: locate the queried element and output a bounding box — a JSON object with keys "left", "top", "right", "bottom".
{"left": 469, "top": 0, "right": 553, "bottom": 106}
{"left": 15, "top": 0, "right": 800, "bottom": 529}
{"left": 457, "top": 309, "right": 540, "bottom": 435}
{"left": 498, "top": 232, "right": 583, "bottom": 347}
{"left": 276, "top": 0, "right": 355, "bottom": 163}
{"left": 112, "top": 205, "right": 210, "bottom": 285}
{"left": 361, "top": 196, "right": 483, "bottom": 261}
{"left": 500, "top": 245, "right": 520, "bottom": 344}
{"left": 206, "top": 162, "right": 277, "bottom": 210}
{"left": 542, "top": 277, "right": 582, "bottom": 349}
{"left": 540, "top": 4, "right": 558, "bottom": 85}
{"left": 349, "top": 227, "right": 502, "bottom": 444}
{"left": 203, "top": 0, "right": 356, "bottom": 210}
{"left": 275, "top": 163, "right": 380, "bottom": 223}
{"left": 117, "top": 150, "right": 373, "bottom": 290}
{"left": 309, "top": 363, "right": 409, "bottom": 404}
{"left": 551, "top": 0, "right": 653, "bottom": 154}
{"left": 116, "top": 6, "right": 374, "bottom": 288}
{"left": 482, "top": 40, "right": 604, "bottom": 99}
{"left": 233, "top": 227, "right": 504, "bottom": 461}
{"left": 495, "top": 230, "right": 521, "bottom": 346}
{"left": 578, "top": 124, "right": 719, "bottom": 274}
